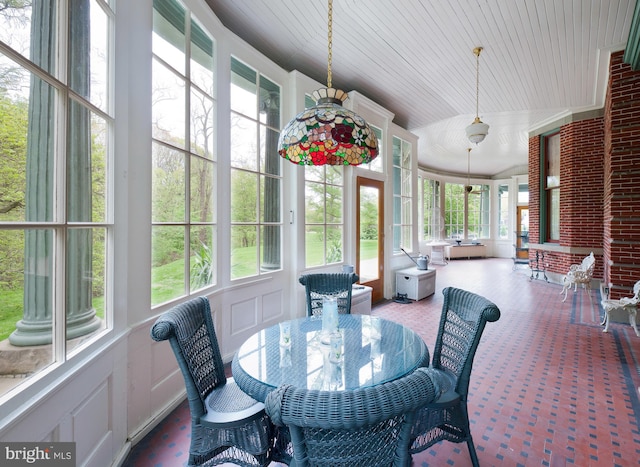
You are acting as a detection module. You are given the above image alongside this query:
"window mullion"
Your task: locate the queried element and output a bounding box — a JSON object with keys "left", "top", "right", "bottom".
{"left": 53, "top": 228, "right": 67, "bottom": 362}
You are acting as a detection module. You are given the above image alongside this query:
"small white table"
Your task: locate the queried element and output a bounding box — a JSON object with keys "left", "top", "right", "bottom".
{"left": 425, "top": 241, "right": 449, "bottom": 265}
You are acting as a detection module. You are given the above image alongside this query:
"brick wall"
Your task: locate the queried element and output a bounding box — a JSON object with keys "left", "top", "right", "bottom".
{"left": 528, "top": 119, "right": 605, "bottom": 280}
{"left": 603, "top": 51, "right": 640, "bottom": 299}
{"left": 528, "top": 137, "right": 540, "bottom": 245}
{"left": 528, "top": 51, "right": 640, "bottom": 299}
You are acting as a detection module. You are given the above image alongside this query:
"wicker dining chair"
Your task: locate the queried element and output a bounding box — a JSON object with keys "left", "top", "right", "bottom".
{"left": 409, "top": 287, "right": 501, "bottom": 467}
{"left": 265, "top": 366, "right": 446, "bottom": 467}
{"left": 298, "top": 273, "right": 359, "bottom": 317}
{"left": 150, "top": 297, "right": 274, "bottom": 466}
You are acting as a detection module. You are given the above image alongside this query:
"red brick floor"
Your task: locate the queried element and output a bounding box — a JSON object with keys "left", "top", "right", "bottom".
{"left": 124, "top": 258, "right": 640, "bottom": 466}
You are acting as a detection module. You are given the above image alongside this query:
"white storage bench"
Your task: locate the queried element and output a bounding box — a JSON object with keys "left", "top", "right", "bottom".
{"left": 351, "top": 285, "right": 372, "bottom": 314}
{"left": 445, "top": 244, "right": 486, "bottom": 260}
{"left": 395, "top": 268, "right": 436, "bottom": 301}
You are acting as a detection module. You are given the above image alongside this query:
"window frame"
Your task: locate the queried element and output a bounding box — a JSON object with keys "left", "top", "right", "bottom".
{"left": 444, "top": 183, "right": 465, "bottom": 240}
{"left": 151, "top": 0, "right": 218, "bottom": 306}
{"left": 541, "top": 131, "right": 560, "bottom": 243}
{"left": 467, "top": 185, "right": 490, "bottom": 239}
{"left": 392, "top": 136, "right": 412, "bottom": 252}
{"left": 421, "top": 176, "right": 441, "bottom": 242}
{"left": 0, "top": 0, "right": 115, "bottom": 400}
{"left": 228, "top": 55, "right": 283, "bottom": 280}
{"left": 303, "top": 164, "right": 345, "bottom": 268}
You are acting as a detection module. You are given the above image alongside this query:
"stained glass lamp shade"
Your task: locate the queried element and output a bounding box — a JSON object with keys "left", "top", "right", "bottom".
{"left": 278, "top": 87, "right": 379, "bottom": 166}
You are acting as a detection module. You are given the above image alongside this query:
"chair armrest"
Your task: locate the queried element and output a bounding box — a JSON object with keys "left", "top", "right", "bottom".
{"left": 619, "top": 297, "right": 638, "bottom": 306}
{"left": 569, "top": 270, "right": 588, "bottom": 279}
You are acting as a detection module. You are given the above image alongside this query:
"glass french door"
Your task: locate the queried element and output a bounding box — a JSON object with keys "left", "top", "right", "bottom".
{"left": 356, "top": 177, "right": 384, "bottom": 303}
{"left": 516, "top": 206, "right": 529, "bottom": 259}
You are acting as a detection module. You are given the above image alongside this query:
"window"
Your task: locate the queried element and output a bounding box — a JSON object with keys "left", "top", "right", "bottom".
{"left": 444, "top": 184, "right": 465, "bottom": 239}
{"left": 0, "top": 0, "right": 113, "bottom": 398}
{"left": 392, "top": 136, "right": 412, "bottom": 252}
{"left": 518, "top": 183, "right": 529, "bottom": 204}
{"left": 543, "top": 132, "right": 560, "bottom": 242}
{"left": 498, "top": 184, "right": 509, "bottom": 239}
{"left": 304, "top": 165, "right": 344, "bottom": 267}
{"left": 298, "top": 94, "right": 343, "bottom": 267}
{"left": 151, "top": 0, "right": 216, "bottom": 305}
{"left": 230, "top": 57, "right": 282, "bottom": 279}
{"left": 467, "top": 187, "right": 490, "bottom": 239}
{"left": 421, "top": 177, "right": 441, "bottom": 241}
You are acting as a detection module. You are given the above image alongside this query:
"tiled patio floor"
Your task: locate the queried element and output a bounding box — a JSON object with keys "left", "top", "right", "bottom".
{"left": 123, "top": 258, "right": 640, "bottom": 466}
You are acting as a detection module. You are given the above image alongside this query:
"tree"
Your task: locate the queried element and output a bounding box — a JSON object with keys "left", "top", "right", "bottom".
{"left": 0, "top": 92, "right": 27, "bottom": 219}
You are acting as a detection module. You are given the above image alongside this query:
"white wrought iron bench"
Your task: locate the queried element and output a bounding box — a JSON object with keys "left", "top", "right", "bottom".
{"left": 601, "top": 280, "right": 640, "bottom": 337}
{"left": 560, "top": 252, "right": 595, "bottom": 302}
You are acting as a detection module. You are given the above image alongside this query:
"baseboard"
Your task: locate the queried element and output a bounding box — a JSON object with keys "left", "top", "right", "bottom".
{"left": 111, "top": 441, "right": 132, "bottom": 467}
{"left": 124, "top": 391, "right": 187, "bottom": 454}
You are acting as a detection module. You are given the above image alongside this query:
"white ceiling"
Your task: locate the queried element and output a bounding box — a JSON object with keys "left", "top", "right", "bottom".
{"left": 205, "top": 0, "right": 636, "bottom": 177}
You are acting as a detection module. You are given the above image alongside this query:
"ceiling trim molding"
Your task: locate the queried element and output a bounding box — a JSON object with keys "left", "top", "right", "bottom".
{"left": 528, "top": 108, "right": 605, "bottom": 138}
{"left": 623, "top": 0, "right": 640, "bottom": 70}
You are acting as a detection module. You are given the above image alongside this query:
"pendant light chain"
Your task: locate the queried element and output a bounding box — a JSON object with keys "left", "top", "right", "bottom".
{"left": 475, "top": 48, "right": 480, "bottom": 118}
{"left": 467, "top": 148, "right": 471, "bottom": 186}
{"left": 327, "top": 0, "right": 333, "bottom": 88}
{"left": 465, "top": 46, "right": 489, "bottom": 144}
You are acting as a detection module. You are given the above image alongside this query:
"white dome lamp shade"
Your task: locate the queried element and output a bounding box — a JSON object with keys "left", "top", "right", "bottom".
{"left": 466, "top": 46, "right": 489, "bottom": 145}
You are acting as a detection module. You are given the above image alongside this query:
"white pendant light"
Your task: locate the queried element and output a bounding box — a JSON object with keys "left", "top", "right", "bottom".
{"left": 465, "top": 47, "right": 489, "bottom": 145}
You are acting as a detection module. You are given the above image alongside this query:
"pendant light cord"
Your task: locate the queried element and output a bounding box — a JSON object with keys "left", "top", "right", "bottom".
{"left": 327, "top": 0, "right": 333, "bottom": 88}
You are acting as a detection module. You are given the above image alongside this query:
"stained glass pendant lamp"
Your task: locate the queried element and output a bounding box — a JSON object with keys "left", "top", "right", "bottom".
{"left": 277, "top": 0, "right": 379, "bottom": 166}
{"left": 465, "top": 46, "right": 490, "bottom": 145}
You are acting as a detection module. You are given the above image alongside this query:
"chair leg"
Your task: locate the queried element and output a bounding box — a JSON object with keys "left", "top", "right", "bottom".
{"left": 629, "top": 309, "right": 640, "bottom": 337}
{"left": 560, "top": 280, "right": 569, "bottom": 302}
{"left": 466, "top": 438, "right": 480, "bottom": 467}
{"left": 602, "top": 308, "right": 612, "bottom": 333}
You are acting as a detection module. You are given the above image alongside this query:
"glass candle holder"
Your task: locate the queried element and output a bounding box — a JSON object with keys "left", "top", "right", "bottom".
{"left": 279, "top": 321, "right": 291, "bottom": 348}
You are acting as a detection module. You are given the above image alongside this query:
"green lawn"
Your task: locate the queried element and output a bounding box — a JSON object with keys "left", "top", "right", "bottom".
{"left": 0, "top": 288, "right": 22, "bottom": 342}
{"left": 152, "top": 257, "right": 186, "bottom": 306}
{"left": 1, "top": 240, "right": 381, "bottom": 340}
{"left": 0, "top": 288, "right": 106, "bottom": 342}
{"left": 359, "top": 239, "right": 378, "bottom": 260}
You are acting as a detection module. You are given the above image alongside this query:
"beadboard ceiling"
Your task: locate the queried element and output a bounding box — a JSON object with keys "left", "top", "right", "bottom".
{"left": 205, "top": 0, "right": 636, "bottom": 177}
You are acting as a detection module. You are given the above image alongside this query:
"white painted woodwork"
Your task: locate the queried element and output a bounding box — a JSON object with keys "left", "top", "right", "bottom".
{"left": 206, "top": 0, "right": 635, "bottom": 176}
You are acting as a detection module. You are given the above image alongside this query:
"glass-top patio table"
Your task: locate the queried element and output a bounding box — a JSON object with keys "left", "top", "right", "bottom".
{"left": 232, "top": 314, "right": 429, "bottom": 403}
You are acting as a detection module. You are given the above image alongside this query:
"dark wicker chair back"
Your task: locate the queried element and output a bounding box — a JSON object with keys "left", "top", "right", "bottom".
{"left": 299, "top": 273, "right": 359, "bottom": 317}
{"left": 410, "top": 287, "right": 501, "bottom": 467}
{"left": 150, "top": 297, "right": 274, "bottom": 466}
{"left": 265, "top": 367, "right": 446, "bottom": 467}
